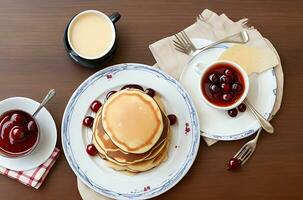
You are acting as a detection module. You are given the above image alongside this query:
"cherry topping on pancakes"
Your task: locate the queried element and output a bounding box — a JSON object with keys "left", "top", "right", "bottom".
{"left": 83, "top": 116, "right": 94, "bottom": 127}
{"left": 86, "top": 144, "right": 97, "bottom": 156}
{"left": 90, "top": 100, "right": 102, "bottom": 112}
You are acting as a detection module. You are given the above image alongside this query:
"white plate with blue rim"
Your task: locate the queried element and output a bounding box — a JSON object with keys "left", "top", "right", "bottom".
{"left": 62, "top": 63, "right": 200, "bottom": 200}
{"left": 180, "top": 39, "right": 277, "bottom": 140}
{"left": 0, "top": 97, "right": 57, "bottom": 171}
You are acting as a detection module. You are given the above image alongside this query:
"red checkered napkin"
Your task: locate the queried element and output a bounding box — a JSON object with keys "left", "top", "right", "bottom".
{"left": 0, "top": 147, "right": 60, "bottom": 189}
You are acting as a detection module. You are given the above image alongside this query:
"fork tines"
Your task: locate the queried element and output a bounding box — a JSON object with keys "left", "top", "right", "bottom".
{"left": 172, "top": 31, "right": 195, "bottom": 54}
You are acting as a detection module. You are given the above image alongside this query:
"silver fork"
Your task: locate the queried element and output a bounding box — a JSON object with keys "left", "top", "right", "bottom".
{"left": 196, "top": 14, "right": 254, "bottom": 30}
{"left": 173, "top": 30, "right": 249, "bottom": 56}
{"left": 232, "top": 128, "right": 262, "bottom": 167}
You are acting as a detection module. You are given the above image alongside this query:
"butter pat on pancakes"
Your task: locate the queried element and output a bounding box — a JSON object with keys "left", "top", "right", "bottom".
{"left": 219, "top": 44, "right": 279, "bottom": 74}
{"left": 101, "top": 90, "right": 163, "bottom": 154}
{"left": 68, "top": 11, "right": 115, "bottom": 59}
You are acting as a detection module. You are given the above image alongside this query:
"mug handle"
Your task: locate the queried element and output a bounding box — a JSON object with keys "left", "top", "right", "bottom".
{"left": 109, "top": 12, "right": 121, "bottom": 24}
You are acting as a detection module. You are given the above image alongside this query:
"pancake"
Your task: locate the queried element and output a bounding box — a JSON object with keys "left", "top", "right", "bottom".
{"left": 104, "top": 141, "right": 169, "bottom": 173}
{"left": 95, "top": 137, "right": 167, "bottom": 166}
{"left": 104, "top": 125, "right": 171, "bottom": 174}
{"left": 101, "top": 89, "right": 163, "bottom": 154}
{"left": 93, "top": 100, "right": 170, "bottom": 165}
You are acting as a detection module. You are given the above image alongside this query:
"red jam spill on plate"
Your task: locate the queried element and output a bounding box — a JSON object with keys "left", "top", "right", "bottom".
{"left": 0, "top": 110, "right": 38, "bottom": 155}
{"left": 201, "top": 63, "right": 245, "bottom": 107}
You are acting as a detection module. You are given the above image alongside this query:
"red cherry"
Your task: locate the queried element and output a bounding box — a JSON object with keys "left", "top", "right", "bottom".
{"left": 209, "top": 84, "right": 220, "bottom": 93}
{"left": 224, "top": 68, "right": 234, "bottom": 76}
{"left": 232, "top": 82, "right": 242, "bottom": 93}
{"left": 227, "top": 109, "right": 238, "bottom": 117}
{"left": 237, "top": 103, "right": 247, "bottom": 112}
{"left": 90, "top": 100, "right": 102, "bottom": 113}
{"left": 221, "top": 83, "right": 231, "bottom": 93}
{"left": 83, "top": 116, "right": 94, "bottom": 127}
{"left": 27, "top": 121, "right": 38, "bottom": 132}
{"left": 145, "top": 88, "right": 156, "bottom": 97}
{"left": 106, "top": 91, "right": 117, "bottom": 100}
{"left": 222, "top": 93, "right": 233, "bottom": 101}
{"left": 86, "top": 144, "right": 98, "bottom": 156}
{"left": 11, "top": 127, "right": 26, "bottom": 141}
{"left": 209, "top": 73, "right": 220, "bottom": 83}
{"left": 168, "top": 114, "right": 177, "bottom": 125}
{"left": 220, "top": 75, "right": 232, "bottom": 84}
{"left": 228, "top": 158, "right": 242, "bottom": 170}
{"left": 11, "top": 113, "right": 26, "bottom": 124}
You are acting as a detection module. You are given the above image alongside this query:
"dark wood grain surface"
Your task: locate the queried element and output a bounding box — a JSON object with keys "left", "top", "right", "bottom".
{"left": 0, "top": 0, "right": 302, "bottom": 199}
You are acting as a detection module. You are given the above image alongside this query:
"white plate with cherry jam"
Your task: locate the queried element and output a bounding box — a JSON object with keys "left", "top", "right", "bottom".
{"left": 0, "top": 97, "right": 57, "bottom": 171}
{"left": 180, "top": 39, "right": 277, "bottom": 140}
{"left": 61, "top": 63, "right": 200, "bottom": 199}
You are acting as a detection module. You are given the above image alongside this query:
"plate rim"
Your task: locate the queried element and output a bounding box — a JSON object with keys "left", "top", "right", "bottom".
{"left": 180, "top": 38, "right": 277, "bottom": 140}
{"left": 61, "top": 63, "right": 200, "bottom": 199}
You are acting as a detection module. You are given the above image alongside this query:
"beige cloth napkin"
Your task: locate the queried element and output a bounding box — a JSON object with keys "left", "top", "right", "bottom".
{"left": 149, "top": 9, "right": 283, "bottom": 145}
{"left": 77, "top": 9, "right": 284, "bottom": 199}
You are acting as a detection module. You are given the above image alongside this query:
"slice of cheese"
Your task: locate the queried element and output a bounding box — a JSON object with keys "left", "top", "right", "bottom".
{"left": 218, "top": 44, "right": 279, "bottom": 75}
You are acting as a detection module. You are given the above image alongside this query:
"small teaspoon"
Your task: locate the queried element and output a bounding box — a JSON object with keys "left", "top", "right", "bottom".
{"left": 32, "top": 89, "right": 56, "bottom": 117}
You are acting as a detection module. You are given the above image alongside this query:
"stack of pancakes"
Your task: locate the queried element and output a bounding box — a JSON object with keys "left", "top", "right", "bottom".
{"left": 93, "top": 89, "right": 170, "bottom": 174}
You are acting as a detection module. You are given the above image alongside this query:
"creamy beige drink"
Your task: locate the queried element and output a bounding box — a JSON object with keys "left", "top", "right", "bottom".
{"left": 68, "top": 10, "right": 115, "bottom": 59}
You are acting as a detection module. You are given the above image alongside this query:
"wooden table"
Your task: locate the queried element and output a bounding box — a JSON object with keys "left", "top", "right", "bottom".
{"left": 0, "top": 0, "right": 302, "bottom": 199}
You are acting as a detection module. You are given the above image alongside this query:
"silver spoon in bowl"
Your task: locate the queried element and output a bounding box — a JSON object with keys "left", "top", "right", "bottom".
{"left": 32, "top": 89, "right": 56, "bottom": 117}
